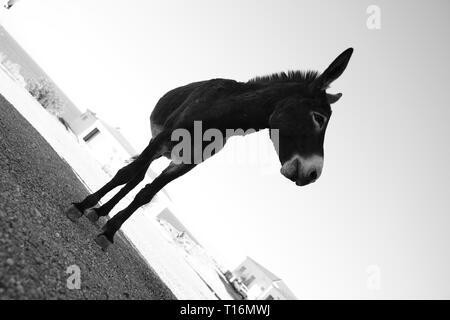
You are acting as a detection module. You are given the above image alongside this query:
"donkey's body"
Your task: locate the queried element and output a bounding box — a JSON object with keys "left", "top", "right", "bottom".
{"left": 152, "top": 79, "right": 278, "bottom": 139}
{"left": 66, "top": 48, "right": 353, "bottom": 250}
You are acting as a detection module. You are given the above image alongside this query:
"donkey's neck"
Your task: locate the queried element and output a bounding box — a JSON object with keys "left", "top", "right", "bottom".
{"left": 230, "top": 82, "right": 303, "bottom": 131}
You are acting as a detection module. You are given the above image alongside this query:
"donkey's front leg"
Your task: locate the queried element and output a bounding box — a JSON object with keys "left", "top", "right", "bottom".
{"left": 94, "top": 162, "right": 196, "bottom": 250}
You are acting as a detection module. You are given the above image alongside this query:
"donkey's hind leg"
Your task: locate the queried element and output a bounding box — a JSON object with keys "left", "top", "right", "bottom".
{"left": 84, "top": 162, "right": 151, "bottom": 222}
{"left": 95, "top": 162, "right": 196, "bottom": 249}
{"left": 66, "top": 135, "right": 165, "bottom": 221}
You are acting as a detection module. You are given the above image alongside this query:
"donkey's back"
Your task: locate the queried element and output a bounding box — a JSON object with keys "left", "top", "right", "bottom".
{"left": 150, "top": 78, "right": 242, "bottom": 137}
{"left": 150, "top": 80, "right": 206, "bottom": 137}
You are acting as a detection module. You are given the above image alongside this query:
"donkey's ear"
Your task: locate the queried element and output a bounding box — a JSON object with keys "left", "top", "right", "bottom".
{"left": 311, "top": 48, "right": 353, "bottom": 91}
{"left": 327, "top": 93, "right": 342, "bottom": 104}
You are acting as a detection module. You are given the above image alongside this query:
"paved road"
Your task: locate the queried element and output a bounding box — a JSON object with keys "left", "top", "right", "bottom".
{"left": 0, "top": 94, "right": 176, "bottom": 299}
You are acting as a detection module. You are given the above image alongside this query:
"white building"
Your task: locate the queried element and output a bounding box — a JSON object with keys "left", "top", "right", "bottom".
{"left": 231, "top": 257, "right": 297, "bottom": 300}
{"left": 69, "top": 109, "right": 138, "bottom": 176}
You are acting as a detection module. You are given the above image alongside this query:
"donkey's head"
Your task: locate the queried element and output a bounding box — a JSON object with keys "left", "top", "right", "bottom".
{"left": 269, "top": 48, "right": 353, "bottom": 186}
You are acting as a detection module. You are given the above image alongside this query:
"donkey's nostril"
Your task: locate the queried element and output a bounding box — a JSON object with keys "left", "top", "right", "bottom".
{"left": 309, "top": 170, "right": 318, "bottom": 181}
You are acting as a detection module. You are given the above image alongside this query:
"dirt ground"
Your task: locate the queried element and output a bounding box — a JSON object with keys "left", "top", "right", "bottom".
{"left": 0, "top": 94, "right": 176, "bottom": 300}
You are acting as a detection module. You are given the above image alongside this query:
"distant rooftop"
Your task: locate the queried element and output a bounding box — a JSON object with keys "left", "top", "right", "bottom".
{"left": 245, "top": 256, "right": 281, "bottom": 282}
{"left": 236, "top": 257, "right": 298, "bottom": 300}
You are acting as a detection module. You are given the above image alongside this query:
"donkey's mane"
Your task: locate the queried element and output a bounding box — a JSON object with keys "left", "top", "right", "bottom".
{"left": 248, "top": 70, "right": 320, "bottom": 84}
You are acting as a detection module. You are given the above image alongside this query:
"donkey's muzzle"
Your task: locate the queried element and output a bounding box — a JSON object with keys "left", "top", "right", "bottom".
{"left": 295, "top": 169, "right": 318, "bottom": 186}
{"left": 280, "top": 154, "right": 323, "bottom": 186}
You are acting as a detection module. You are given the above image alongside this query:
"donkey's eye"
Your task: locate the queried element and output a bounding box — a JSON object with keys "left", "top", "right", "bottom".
{"left": 312, "top": 112, "right": 326, "bottom": 129}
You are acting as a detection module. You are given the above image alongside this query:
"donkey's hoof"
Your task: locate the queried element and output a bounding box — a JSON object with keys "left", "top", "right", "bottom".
{"left": 65, "top": 204, "right": 83, "bottom": 222}
{"left": 94, "top": 234, "right": 112, "bottom": 251}
{"left": 85, "top": 208, "right": 100, "bottom": 223}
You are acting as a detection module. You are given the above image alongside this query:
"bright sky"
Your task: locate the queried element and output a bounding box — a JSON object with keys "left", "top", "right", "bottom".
{"left": 1, "top": 0, "right": 450, "bottom": 298}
